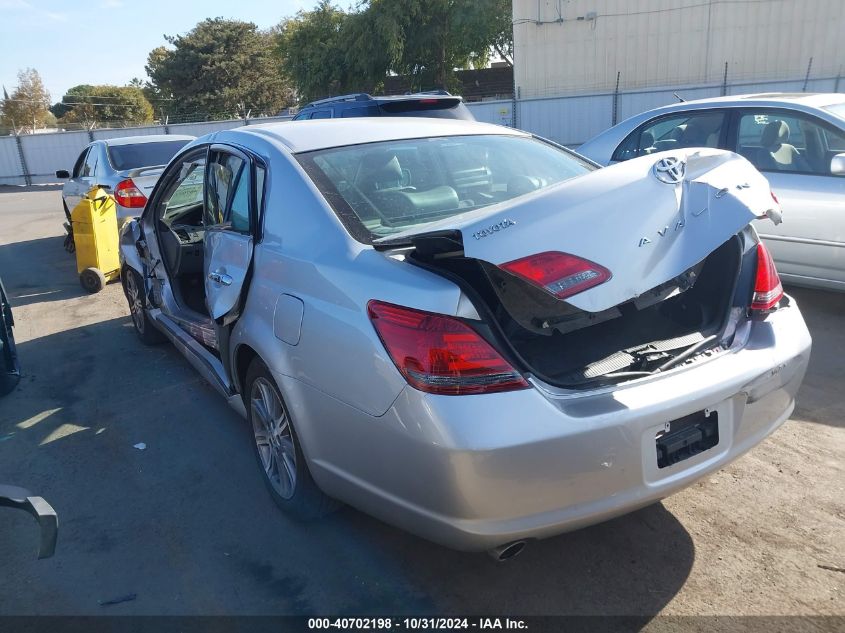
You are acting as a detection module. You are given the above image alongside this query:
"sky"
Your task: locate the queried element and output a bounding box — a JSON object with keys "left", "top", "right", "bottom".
{"left": 0, "top": 0, "right": 320, "bottom": 103}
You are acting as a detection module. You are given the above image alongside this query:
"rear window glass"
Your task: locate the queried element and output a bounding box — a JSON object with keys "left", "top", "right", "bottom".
{"left": 823, "top": 102, "right": 845, "bottom": 121}
{"left": 342, "top": 105, "right": 381, "bottom": 117}
{"left": 378, "top": 100, "right": 474, "bottom": 120}
{"left": 297, "top": 134, "right": 594, "bottom": 243}
{"left": 107, "top": 140, "right": 191, "bottom": 171}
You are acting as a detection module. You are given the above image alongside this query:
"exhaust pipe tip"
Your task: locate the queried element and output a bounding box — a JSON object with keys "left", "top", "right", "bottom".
{"left": 487, "top": 540, "right": 527, "bottom": 562}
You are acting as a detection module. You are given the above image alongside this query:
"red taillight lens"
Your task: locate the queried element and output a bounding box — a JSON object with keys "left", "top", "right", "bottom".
{"left": 367, "top": 300, "right": 529, "bottom": 395}
{"left": 751, "top": 242, "right": 783, "bottom": 312}
{"left": 114, "top": 178, "right": 147, "bottom": 209}
{"left": 500, "top": 251, "right": 611, "bottom": 300}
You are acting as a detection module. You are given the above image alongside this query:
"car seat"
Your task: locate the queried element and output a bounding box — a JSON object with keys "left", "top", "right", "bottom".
{"left": 756, "top": 120, "right": 810, "bottom": 171}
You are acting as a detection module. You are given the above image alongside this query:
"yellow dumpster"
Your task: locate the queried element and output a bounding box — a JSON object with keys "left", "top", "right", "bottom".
{"left": 71, "top": 187, "right": 121, "bottom": 293}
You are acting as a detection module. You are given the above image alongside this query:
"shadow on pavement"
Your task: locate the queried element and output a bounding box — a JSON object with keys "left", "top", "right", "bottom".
{"left": 0, "top": 235, "right": 90, "bottom": 307}
{"left": 786, "top": 285, "right": 844, "bottom": 429}
{"left": 0, "top": 313, "right": 695, "bottom": 618}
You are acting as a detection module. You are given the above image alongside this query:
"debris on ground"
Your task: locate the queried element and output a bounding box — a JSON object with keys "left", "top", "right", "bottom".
{"left": 98, "top": 593, "right": 137, "bottom": 606}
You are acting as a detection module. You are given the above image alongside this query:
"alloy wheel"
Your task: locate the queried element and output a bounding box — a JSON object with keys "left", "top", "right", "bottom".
{"left": 125, "top": 273, "right": 145, "bottom": 334}
{"left": 251, "top": 377, "right": 297, "bottom": 499}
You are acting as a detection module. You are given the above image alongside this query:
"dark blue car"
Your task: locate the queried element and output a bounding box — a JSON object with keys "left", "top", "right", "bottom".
{"left": 292, "top": 91, "right": 475, "bottom": 121}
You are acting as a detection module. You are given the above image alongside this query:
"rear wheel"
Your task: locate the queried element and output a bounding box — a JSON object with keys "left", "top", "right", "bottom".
{"left": 0, "top": 293, "right": 20, "bottom": 397}
{"left": 245, "top": 359, "right": 337, "bottom": 518}
{"left": 122, "top": 268, "right": 164, "bottom": 345}
{"left": 62, "top": 200, "right": 75, "bottom": 253}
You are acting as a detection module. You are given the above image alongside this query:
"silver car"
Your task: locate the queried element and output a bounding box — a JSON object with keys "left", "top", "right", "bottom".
{"left": 56, "top": 135, "right": 194, "bottom": 228}
{"left": 119, "top": 118, "right": 811, "bottom": 557}
{"left": 577, "top": 93, "right": 845, "bottom": 291}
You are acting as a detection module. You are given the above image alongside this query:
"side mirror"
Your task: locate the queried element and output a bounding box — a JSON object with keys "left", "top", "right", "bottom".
{"left": 0, "top": 484, "right": 58, "bottom": 559}
{"left": 831, "top": 153, "right": 845, "bottom": 176}
{"left": 55, "top": 170, "right": 70, "bottom": 179}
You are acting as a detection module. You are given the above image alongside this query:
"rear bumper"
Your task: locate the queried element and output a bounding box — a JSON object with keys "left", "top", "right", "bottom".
{"left": 287, "top": 299, "right": 811, "bottom": 551}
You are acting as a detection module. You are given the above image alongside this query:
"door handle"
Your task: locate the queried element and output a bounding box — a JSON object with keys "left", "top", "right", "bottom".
{"left": 208, "top": 270, "right": 233, "bottom": 286}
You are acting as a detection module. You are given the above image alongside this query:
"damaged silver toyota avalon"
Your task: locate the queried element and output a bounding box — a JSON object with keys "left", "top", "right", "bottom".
{"left": 119, "top": 118, "right": 811, "bottom": 558}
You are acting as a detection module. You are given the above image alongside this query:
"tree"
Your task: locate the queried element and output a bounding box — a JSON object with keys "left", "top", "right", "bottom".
{"left": 53, "top": 85, "right": 154, "bottom": 129}
{"left": 366, "top": 0, "right": 513, "bottom": 91}
{"left": 275, "top": 0, "right": 514, "bottom": 101}
{"left": 146, "top": 18, "right": 294, "bottom": 121}
{"left": 276, "top": 1, "right": 357, "bottom": 103}
{"left": 1, "top": 68, "right": 52, "bottom": 134}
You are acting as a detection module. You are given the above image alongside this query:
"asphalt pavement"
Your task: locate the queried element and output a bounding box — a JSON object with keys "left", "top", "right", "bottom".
{"left": 0, "top": 186, "right": 842, "bottom": 623}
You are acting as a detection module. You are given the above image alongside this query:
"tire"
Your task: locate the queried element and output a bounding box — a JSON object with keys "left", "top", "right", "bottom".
{"left": 79, "top": 267, "right": 106, "bottom": 293}
{"left": 62, "top": 200, "right": 75, "bottom": 253}
{"left": 245, "top": 358, "right": 337, "bottom": 519}
{"left": 0, "top": 310, "right": 20, "bottom": 397}
{"left": 122, "top": 267, "right": 165, "bottom": 345}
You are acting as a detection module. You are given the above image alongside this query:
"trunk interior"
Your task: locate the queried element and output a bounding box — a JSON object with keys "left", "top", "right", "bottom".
{"left": 412, "top": 234, "right": 746, "bottom": 389}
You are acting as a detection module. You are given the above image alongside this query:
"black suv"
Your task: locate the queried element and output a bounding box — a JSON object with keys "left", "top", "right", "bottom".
{"left": 292, "top": 91, "right": 475, "bottom": 121}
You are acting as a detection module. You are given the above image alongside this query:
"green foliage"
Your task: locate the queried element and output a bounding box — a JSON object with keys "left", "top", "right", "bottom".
{"left": 276, "top": 1, "right": 356, "bottom": 103}
{"left": 276, "top": 0, "right": 513, "bottom": 102}
{"left": 146, "top": 18, "right": 294, "bottom": 120}
{"left": 51, "top": 85, "right": 154, "bottom": 129}
{"left": 1, "top": 68, "right": 52, "bottom": 134}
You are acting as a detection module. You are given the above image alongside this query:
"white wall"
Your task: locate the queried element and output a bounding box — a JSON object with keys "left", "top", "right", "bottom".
{"left": 0, "top": 116, "right": 292, "bottom": 186}
{"left": 466, "top": 77, "right": 843, "bottom": 147}
{"left": 2, "top": 78, "right": 843, "bottom": 184}
{"left": 513, "top": 0, "right": 845, "bottom": 98}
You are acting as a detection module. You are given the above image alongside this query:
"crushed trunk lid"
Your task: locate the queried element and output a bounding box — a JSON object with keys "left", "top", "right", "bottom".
{"left": 376, "top": 149, "right": 778, "bottom": 313}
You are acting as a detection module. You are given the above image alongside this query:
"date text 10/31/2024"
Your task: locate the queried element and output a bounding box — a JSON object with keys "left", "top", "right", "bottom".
{"left": 307, "top": 618, "right": 528, "bottom": 630}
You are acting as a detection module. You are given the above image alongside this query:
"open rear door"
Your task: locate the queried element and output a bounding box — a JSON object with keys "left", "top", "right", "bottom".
{"left": 204, "top": 229, "right": 253, "bottom": 320}
{"left": 203, "top": 145, "right": 258, "bottom": 322}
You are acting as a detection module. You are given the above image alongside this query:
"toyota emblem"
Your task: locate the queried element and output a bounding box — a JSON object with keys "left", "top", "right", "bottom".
{"left": 653, "top": 157, "right": 686, "bottom": 184}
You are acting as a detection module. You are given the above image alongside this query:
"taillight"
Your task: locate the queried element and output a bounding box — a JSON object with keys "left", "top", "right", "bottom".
{"left": 114, "top": 178, "right": 147, "bottom": 209}
{"left": 751, "top": 242, "right": 783, "bottom": 312}
{"left": 367, "top": 300, "right": 529, "bottom": 395}
{"left": 500, "top": 251, "right": 611, "bottom": 300}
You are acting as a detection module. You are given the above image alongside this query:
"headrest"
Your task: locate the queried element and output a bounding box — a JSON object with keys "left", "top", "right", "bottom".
{"left": 681, "top": 114, "right": 722, "bottom": 142}
{"left": 641, "top": 130, "right": 655, "bottom": 148}
{"left": 761, "top": 120, "right": 790, "bottom": 147}
{"left": 360, "top": 152, "right": 402, "bottom": 184}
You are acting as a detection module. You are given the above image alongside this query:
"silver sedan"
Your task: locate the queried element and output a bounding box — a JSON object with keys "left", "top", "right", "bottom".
{"left": 578, "top": 93, "right": 845, "bottom": 291}
{"left": 119, "top": 118, "right": 810, "bottom": 557}
{"left": 56, "top": 135, "right": 194, "bottom": 228}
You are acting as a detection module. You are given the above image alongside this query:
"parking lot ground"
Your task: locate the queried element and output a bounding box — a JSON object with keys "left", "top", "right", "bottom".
{"left": 0, "top": 186, "right": 842, "bottom": 624}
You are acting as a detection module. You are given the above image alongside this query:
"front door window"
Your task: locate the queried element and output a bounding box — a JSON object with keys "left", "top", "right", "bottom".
{"left": 736, "top": 110, "right": 845, "bottom": 175}
{"left": 613, "top": 110, "right": 727, "bottom": 161}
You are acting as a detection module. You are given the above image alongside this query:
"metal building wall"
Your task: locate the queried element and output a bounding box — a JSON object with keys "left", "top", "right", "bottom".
{"left": 513, "top": 0, "right": 845, "bottom": 98}
{"left": 462, "top": 75, "right": 839, "bottom": 147}
{"left": 0, "top": 116, "right": 293, "bottom": 186}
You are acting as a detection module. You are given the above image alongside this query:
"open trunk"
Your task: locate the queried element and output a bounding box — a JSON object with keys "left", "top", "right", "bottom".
{"left": 412, "top": 234, "right": 752, "bottom": 388}
{"left": 378, "top": 149, "right": 777, "bottom": 388}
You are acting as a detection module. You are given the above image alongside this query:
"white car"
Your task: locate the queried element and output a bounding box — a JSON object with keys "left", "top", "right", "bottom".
{"left": 578, "top": 93, "right": 845, "bottom": 291}
{"left": 117, "top": 118, "right": 809, "bottom": 556}
{"left": 56, "top": 135, "right": 194, "bottom": 228}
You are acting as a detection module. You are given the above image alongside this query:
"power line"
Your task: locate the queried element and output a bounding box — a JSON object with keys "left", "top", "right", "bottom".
{"left": 513, "top": 0, "right": 781, "bottom": 24}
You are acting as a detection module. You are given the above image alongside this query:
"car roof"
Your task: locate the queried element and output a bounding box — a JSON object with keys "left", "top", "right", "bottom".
{"left": 300, "top": 92, "right": 459, "bottom": 109}
{"left": 101, "top": 134, "right": 195, "bottom": 147}
{"left": 237, "top": 117, "right": 526, "bottom": 153}
{"left": 645, "top": 92, "right": 845, "bottom": 114}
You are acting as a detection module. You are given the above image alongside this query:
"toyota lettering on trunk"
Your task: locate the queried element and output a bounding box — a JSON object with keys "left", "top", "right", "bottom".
{"left": 472, "top": 219, "right": 516, "bottom": 241}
